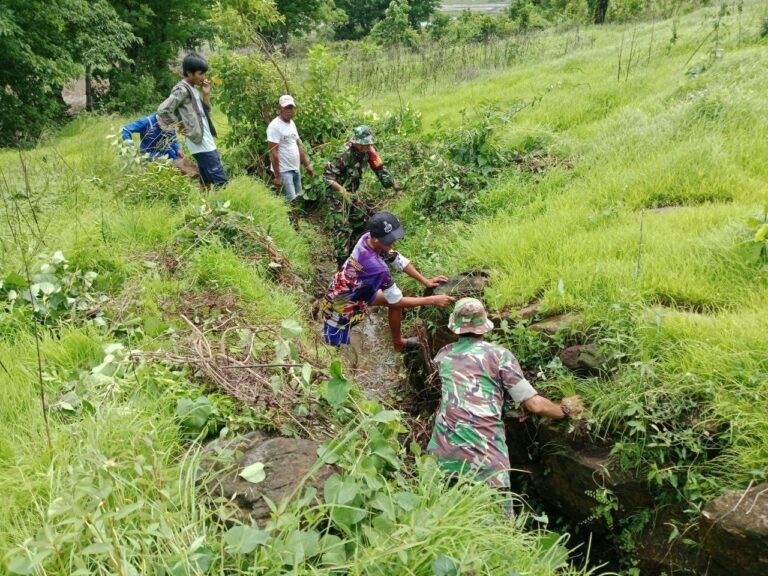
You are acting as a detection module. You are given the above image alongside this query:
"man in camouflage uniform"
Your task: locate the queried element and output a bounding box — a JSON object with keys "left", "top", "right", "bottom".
{"left": 323, "top": 125, "right": 402, "bottom": 268}
{"left": 428, "top": 298, "right": 583, "bottom": 506}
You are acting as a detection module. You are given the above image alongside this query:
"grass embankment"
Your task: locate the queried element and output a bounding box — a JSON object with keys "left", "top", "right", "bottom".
{"left": 378, "top": 1, "right": 767, "bottom": 508}
{"left": 0, "top": 117, "right": 591, "bottom": 573}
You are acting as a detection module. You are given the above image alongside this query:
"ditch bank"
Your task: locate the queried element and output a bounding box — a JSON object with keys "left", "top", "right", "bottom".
{"left": 400, "top": 270, "right": 768, "bottom": 576}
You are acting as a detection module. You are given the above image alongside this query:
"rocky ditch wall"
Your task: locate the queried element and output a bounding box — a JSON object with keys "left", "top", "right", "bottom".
{"left": 411, "top": 270, "right": 768, "bottom": 576}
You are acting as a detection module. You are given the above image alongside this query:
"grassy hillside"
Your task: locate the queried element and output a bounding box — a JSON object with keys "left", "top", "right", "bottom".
{"left": 0, "top": 128, "right": 589, "bottom": 572}
{"left": 1, "top": 1, "right": 767, "bottom": 573}
{"left": 381, "top": 1, "right": 768, "bottom": 507}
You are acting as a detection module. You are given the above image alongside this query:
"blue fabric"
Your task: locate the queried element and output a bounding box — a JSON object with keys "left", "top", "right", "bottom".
{"left": 120, "top": 114, "right": 181, "bottom": 160}
{"left": 193, "top": 150, "right": 229, "bottom": 187}
{"left": 280, "top": 170, "right": 302, "bottom": 202}
{"left": 323, "top": 321, "right": 351, "bottom": 346}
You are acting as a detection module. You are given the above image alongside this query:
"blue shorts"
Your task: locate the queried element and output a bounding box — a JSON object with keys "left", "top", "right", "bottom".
{"left": 323, "top": 322, "right": 351, "bottom": 346}
{"left": 280, "top": 170, "right": 302, "bottom": 202}
{"left": 193, "top": 150, "right": 228, "bottom": 187}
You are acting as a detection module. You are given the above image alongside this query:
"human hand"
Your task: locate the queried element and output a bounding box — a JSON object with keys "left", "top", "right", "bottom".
{"left": 306, "top": 165, "right": 316, "bottom": 177}
{"left": 273, "top": 175, "right": 283, "bottom": 187}
{"left": 430, "top": 295, "right": 455, "bottom": 308}
{"left": 177, "top": 151, "right": 185, "bottom": 159}
{"left": 422, "top": 275, "right": 449, "bottom": 288}
{"left": 560, "top": 395, "right": 584, "bottom": 418}
{"left": 201, "top": 79, "right": 211, "bottom": 96}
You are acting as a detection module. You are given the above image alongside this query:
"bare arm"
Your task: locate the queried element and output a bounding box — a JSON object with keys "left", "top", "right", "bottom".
{"left": 298, "top": 140, "right": 315, "bottom": 176}
{"left": 387, "top": 294, "right": 454, "bottom": 309}
{"left": 268, "top": 142, "right": 282, "bottom": 185}
{"left": 523, "top": 395, "right": 583, "bottom": 419}
{"left": 402, "top": 263, "right": 449, "bottom": 289}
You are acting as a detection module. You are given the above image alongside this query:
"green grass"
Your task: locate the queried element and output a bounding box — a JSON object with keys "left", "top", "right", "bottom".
{"left": 382, "top": 0, "right": 768, "bottom": 506}
{"left": 2, "top": 1, "right": 768, "bottom": 572}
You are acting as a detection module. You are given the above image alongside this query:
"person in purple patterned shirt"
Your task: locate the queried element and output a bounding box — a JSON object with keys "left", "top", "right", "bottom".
{"left": 320, "top": 211, "right": 455, "bottom": 352}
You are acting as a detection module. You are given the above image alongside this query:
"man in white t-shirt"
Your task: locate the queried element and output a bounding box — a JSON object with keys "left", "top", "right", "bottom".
{"left": 266, "top": 95, "right": 315, "bottom": 203}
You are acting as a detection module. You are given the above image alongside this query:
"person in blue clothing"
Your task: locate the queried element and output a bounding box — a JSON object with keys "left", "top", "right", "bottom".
{"left": 120, "top": 114, "right": 198, "bottom": 178}
{"left": 120, "top": 113, "right": 183, "bottom": 160}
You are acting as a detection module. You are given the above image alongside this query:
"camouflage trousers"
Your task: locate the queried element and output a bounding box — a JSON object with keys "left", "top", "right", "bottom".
{"left": 326, "top": 186, "right": 367, "bottom": 267}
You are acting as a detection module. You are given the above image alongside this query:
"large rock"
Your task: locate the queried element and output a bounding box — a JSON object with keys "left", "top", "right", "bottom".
{"left": 527, "top": 313, "right": 582, "bottom": 336}
{"left": 699, "top": 483, "right": 768, "bottom": 576}
{"left": 532, "top": 424, "right": 653, "bottom": 529}
{"left": 557, "top": 344, "right": 608, "bottom": 376}
{"left": 203, "top": 435, "right": 336, "bottom": 525}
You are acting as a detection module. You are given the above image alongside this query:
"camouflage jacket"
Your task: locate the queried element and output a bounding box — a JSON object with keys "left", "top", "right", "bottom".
{"left": 427, "top": 337, "right": 538, "bottom": 488}
{"left": 323, "top": 144, "right": 394, "bottom": 192}
{"left": 157, "top": 80, "right": 217, "bottom": 146}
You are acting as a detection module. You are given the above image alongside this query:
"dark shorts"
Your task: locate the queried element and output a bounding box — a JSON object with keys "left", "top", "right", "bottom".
{"left": 193, "top": 150, "right": 228, "bottom": 187}
{"left": 323, "top": 322, "right": 351, "bottom": 346}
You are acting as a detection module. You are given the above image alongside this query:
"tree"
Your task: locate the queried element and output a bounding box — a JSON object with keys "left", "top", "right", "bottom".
{"left": 103, "top": 0, "right": 215, "bottom": 111}
{"left": 370, "top": 0, "right": 418, "bottom": 46}
{"left": 68, "top": 0, "right": 137, "bottom": 111}
{"left": 333, "top": 0, "right": 391, "bottom": 40}
{"left": 407, "top": 0, "right": 441, "bottom": 27}
{"left": 0, "top": 0, "right": 80, "bottom": 145}
{"left": 270, "top": 0, "right": 346, "bottom": 41}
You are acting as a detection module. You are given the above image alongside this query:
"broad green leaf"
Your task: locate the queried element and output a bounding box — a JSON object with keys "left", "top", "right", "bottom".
{"left": 47, "top": 496, "right": 73, "bottom": 518}
{"left": 3, "top": 272, "right": 27, "bottom": 290}
{"left": 324, "top": 375, "right": 352, "bottom": 407}
{"left": 319, "top": 534, "right": 347, "bottom": 565}
{"left": 394, "top": 491, "right": 421, "bottom": 511}
{"left": 328, "top": 358, "right": 344, "bottom": 379}
{"left": 280, "top": 319, "right": 303, "bottom": 339}
{"left": 81, "top": 542, "right": 114, "bottom": 555}
{"left": 239, "top": 462, "right": 266, "bottom": 484}
{"left": 330, "top": 505, "right": 367, "bottom": 528}
{"left": 432, "top": 554, "right": 458, "bottom": 576}
{"left": 301, "top": 363, "right": 313, "bottom": 387}
{"left": 176, "top": 397, "right": 213, "bottom": 432}
{"left": 370, "top": 410, "right": 400, "bottom": 423}
{"left": 754, "top": 223, "right": 768, "bottom": 242}
{"left": 223, "top": 525, "right": 270, "bottom": 554}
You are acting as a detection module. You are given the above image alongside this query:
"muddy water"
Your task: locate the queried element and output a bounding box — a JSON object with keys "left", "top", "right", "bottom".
{"left": 344, "top": 308, "right": 406, "bottom": 402}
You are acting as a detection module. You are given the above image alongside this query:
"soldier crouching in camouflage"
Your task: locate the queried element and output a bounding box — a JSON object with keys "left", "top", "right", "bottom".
{"left": 427, "top": 298, "right": 584, "bottom": 514}
{"left": 323, "top": 125, "right": 402, "bottom": 268}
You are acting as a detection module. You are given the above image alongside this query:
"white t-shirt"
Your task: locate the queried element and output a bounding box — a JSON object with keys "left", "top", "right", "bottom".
{"left": 266, "top": 117, "right": 301, "bottom": 172}
{"left": 186, "top": 83, "right": 216, "bottom": 155}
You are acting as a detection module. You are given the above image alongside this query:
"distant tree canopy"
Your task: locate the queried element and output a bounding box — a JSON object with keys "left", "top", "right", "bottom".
{"left": 333, "top": 0, "right": 439, "bottom": 40}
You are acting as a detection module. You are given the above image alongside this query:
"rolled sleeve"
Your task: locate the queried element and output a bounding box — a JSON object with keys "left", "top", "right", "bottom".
{"left": 381, "top": 283, "right": 403, "bottom": 305}
{"left": 499, "top": 351, "right": 538, "bottom": 403}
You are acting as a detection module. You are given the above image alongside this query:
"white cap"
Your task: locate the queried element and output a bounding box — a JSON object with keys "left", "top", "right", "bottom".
{"left": 279, "top": 95, "right": 296, "bottom": 108}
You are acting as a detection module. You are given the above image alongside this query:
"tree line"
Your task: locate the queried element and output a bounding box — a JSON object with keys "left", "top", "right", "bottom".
{"left": 0, "top": 0, "right": 697, "bottom": 146}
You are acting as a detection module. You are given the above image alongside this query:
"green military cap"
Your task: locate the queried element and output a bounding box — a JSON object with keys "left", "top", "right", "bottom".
{"left": 351, "top": 125, "right": 374, "bottom": 145}
{"left": 448, "top": 297, "right": 494, "bottom": 335}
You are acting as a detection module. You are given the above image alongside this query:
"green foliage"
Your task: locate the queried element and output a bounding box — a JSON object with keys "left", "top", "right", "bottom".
{"left": 370, "top": 0, "right": 419, "bottom": 47}
{"left": 215, "top": 43, "right": 351, "bottom": 176}
{"left": 213, "top": 49, "right": 285, "bottom": 174}
{"left": 101, "top": 0, "right": 215, "bottom": 111}
{"left": 0, "top": 0, "right": 80, "bottom": 145}
{"left": 744, "top": 209, "right": 768, "bottom": 266}
{"left": 411, "top": 105, "right": 515, "bottom": 220}
{"left": 295, "top": 45, "right": 354, "bottom": 146}
{"left": 0, "top": 251, "right": 108, "bottom": 325}
{"left": 108, "top": 135, "right": 194, "bottom": 205}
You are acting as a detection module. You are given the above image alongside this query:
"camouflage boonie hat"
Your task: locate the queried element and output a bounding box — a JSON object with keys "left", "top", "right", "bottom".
{"left": 351, "top": 125, "right": 374, "bottom": 145}
{"left": 448, "top": 297, "right": 494, "bottom": 335}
